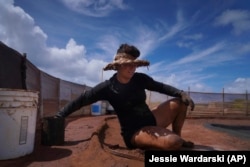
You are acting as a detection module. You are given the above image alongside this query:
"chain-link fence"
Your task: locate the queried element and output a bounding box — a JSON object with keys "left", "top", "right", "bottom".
{"left": 146, "top": 90, "right": 249, "bottom": 117}
{"left": 26, "top": 60, "right": 92, "bottom": 119}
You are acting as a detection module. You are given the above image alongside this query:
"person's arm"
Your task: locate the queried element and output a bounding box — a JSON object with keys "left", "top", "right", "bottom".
{"left": 55, "top": 91, "right": 91, "bottom": 118}
{"left": 139, "top": 73, "right": 181, "bottom": 96}
{"left": 55, "top": 81, "right": 109, "bottom": 118}
{"left": 141, "top": 73, "right": 195, "bottom": 111}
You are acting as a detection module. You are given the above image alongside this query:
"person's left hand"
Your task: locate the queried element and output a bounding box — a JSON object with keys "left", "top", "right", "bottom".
{"left": 180, "top": 91, "right": 195, "bottom": 111}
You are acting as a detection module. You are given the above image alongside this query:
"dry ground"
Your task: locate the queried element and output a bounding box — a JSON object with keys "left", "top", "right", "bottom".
{"left": 0, "top": 115, "right": 250, "bottom": 167}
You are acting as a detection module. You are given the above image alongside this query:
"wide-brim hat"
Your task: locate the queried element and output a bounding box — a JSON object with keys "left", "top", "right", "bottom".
{"left": 103, "top": 53, "right": 150, "bottom": 71}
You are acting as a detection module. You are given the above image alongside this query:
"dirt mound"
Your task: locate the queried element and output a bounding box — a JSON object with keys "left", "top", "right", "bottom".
{"left": 1, "top": 116, "right": 250, "bottom": 167}
{"left": 71, "top": 116, "right": 144, "bottom": 167}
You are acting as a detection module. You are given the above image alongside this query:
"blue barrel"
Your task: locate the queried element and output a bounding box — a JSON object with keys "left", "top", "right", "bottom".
{"left": 91, "top": 102, "right": 101, "bottom": 116}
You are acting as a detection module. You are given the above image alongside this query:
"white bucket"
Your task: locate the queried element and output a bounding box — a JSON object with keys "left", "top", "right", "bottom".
{"left": 0, "top": 88, "right": 39, "bottom": 160}
{"left": 91, "top": 101, "right": 102, "bottom": 116}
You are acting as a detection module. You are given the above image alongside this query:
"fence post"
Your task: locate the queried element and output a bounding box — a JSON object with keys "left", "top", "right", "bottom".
{"left": 39, "top": 71, "right": 44, "bottom": 119}
{"left": 246, "top": 90, "right": 249, "bottom": 116}
{"left": 58, "top": 79, "right": 61, "bottom": 111}
{"left": 21, "top": 53, "right": 27, "bottom": 89}
{"left": 187, "top": 86, "right": 190, "bottom": 114}
{"left": 222, "top": 88, "right": 224, "bottom": 116}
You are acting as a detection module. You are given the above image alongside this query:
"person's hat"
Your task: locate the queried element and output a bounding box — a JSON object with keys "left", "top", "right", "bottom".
{"left": 103, "top": 53, "right": 150, "bottom": 71}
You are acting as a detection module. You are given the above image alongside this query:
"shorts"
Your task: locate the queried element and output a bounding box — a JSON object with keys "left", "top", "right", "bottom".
{"left": 121, "top": 115, "right": 156, "bottom": 149}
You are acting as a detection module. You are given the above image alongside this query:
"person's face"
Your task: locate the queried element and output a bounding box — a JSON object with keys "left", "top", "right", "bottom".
{"left": 117, "top": 64, "right": 137, "bottom": 81}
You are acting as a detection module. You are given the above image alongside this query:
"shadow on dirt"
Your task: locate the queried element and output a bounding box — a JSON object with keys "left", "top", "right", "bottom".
{"left": 0, "top": 146, "right": 72, "bottom": 167}
{"left": 33, "top": 146, "right": 72, "bottom": 162}
{"left": 205, "top": 123, "right": 250, "bottom": 140}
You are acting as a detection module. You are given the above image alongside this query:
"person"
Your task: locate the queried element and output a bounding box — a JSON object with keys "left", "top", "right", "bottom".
{"left": 55, "top": 43, "right": 195, "bottom": 150}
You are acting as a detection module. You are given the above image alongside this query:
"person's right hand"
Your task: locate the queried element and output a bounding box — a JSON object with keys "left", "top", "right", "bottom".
{"left": 180, "top": 91, "right": 195, "bottom": 111}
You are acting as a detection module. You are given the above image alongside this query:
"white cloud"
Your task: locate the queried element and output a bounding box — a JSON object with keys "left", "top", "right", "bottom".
{"left": 48, "top": 38, "right": 86, "bottom": 63}
{"left": 96, "top": 35, "right": 120, "bottom": 60}
{"left": 0, "top": 0, "right": 160, "bottom": 87}
{"left": 1, "top": 0, "right": 249, "bottom": 94}
{"left": 40, "top": 38, "right": 108, "bottom": 86}
{"left": 172, "top": 42, "right": 225, "bottom": 66}
{"left": 224, "top": 78, "right": 250, "bottom": 93}
{"left": 176, "top": 41, "right": 193, "bottom": 48}
{"left": 96, "top": 23, "right": 160, "bottom": 60}
{"left": 0, "top": 1, "right": 109, "bottom": 86}
{"left": 177, "top": 33, "right": 203, "bottom": 48}
{"left": 237, "top": 42, "right": 250, "bottom": 54}
{"left": 183, "top": 33, "right": 203, "bottom": 40}
{"left": 145, "top": 69, "right": 215, "bottom": 92}
{"left": 61, "top": 0, "right": 129, "bottom": 17}
{"left": 214, "top": 9, "right": 250, "bottom": 35}
{"left": 134, "top": 25, "right": 159, "bottom": 58}
{"left": 159, "top": 10, "right": 188, "bottom": 41}
{"left": 0, "top": 0, "right": 48, "bottom": 65}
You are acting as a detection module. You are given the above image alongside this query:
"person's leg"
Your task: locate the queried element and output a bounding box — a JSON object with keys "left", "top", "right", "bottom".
{"left": 131, "top": 126, "right": 183, "bottom": 150}
{"left": 151, "top": 98, "right": 194, "bottom": 148}
{"left": 151, "top": 98, "right": 187, "bottom": 136}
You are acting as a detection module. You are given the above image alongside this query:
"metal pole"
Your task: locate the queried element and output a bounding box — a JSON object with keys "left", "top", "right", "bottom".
{"left": 58, "top": 79, "right": 61, "bottom": 111}
{"left": 39, "top": 71, "right": 44, "bottom": 119}
{"left": 246, "top": 90, "right": 248, "bottom": 116}
{"left": 222, "top": 88, "right": 224, "bottom": 116}
{"left": 21, "top": 53, "right": 27, "bottom": 89}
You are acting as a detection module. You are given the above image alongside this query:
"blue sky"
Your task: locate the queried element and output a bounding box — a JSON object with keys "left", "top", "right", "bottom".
{"left": 1, "top": 0, "right": 250, "bottom": 93}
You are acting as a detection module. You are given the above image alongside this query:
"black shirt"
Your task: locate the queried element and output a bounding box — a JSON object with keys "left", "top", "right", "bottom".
{"left": 60, "top": 72, "right": 182, "bottom": 137}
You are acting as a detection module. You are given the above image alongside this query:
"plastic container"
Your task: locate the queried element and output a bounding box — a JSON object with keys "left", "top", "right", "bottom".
{"left": 0, "top": 88, "right": 39, "bottom": 160}
{"left": 91, "top": 101, "right": 102, "bottom": 116}
{"left": 41, "top": 116, "right": 65, "bottom": 146}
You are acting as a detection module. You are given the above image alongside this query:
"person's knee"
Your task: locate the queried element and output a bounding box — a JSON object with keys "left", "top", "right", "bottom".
{"left": 133, "top": 131, "right": 152, "bottom": 147}
{"left": 170, "top": 98, "right": 187, "bottom": 112}
{"left": 133, "top": 131, "right": 183, "bottom": 150}
{"left": 163, "top": 134, "right": 183, "bottom": 150}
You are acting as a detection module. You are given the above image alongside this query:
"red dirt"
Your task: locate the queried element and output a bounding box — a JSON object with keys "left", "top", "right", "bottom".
{"left": 0, "top": 115, "right": 250, "bottom": 167}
